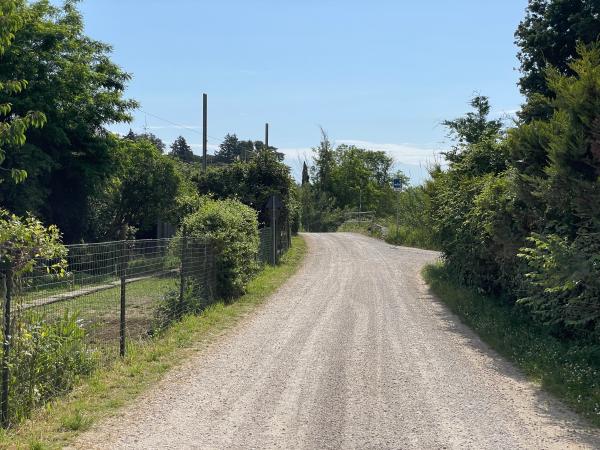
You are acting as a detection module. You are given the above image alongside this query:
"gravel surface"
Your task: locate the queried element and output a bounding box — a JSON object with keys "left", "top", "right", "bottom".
{"left": 76, "top": 233, "right": 600, "bottom": 449}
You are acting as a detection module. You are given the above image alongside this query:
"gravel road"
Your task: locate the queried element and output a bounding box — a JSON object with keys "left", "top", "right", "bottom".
{"left": 76, "top": 233, "right": 600, "bottom": 449}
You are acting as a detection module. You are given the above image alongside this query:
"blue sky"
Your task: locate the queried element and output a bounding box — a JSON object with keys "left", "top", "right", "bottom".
{"left": 72, "top": 0, "right": 528, "bottom": 183}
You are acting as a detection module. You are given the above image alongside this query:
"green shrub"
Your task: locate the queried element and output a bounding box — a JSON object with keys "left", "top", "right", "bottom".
{"left": 154, "top": 281, "right": 207, "bottom": 330}
{"left": 6, "top": 310, "right": 97, "bottom": 424}
{"left": 183, "top": 198, "right": 259, "bottom": 299}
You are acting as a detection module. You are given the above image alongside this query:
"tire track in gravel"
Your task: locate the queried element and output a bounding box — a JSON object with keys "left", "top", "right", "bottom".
{"left": 75, "top": 233, "right": 600, "bottom": 449}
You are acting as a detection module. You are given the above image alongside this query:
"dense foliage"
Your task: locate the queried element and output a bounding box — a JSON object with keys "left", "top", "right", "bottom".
{"left": 0, "top": 0, "right": 47, "bottom": 183}
{"left": 0, "top": 0, "right": 136, "bottom": 242}
{"left": 300, "top": 131, "right": 398, "bottom": 231}
{"left": 183, "top": 198, "right": 259, "bottom": 299}
{"left": 88, "top": 137, "right": 181, "bottom": 240}
{"left": 426, "top": 43, "right": 600, "bottom": 341}
{"left": 0, "top": 206, "right": 94, "bottom": 425}
{"left": 195, "top": 147, "right": 298, "bottom": 229}
{"left": 0, "top": 208, "right": 66, "bottom": 276}
{"left": 515, "top": 0, "right": 600, "bottom": 121}
{"left": 7, "top": 310, "right": 95, "bottom": 424}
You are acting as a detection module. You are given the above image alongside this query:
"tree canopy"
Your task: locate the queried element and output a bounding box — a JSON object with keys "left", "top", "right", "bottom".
{"left": 0, "top": 0, "right": 137, "bottom": 241}
{"left": 515, "top": 0, "right": 600, "bottom": 120}
{"left": 169, "top": 135, "right": 195, "bottom": 162}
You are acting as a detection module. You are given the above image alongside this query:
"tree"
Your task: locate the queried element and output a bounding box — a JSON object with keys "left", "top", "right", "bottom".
{"left": 169, "top": 136, "right": 195, "bottom": 162}
{"left": 515, "top": 0, "right": 600, "bottom": 120}
{"left": 254, "top": 140, "right": 285, "bottom": 162}
{"left": 301, "top": 161, "right": 310, "bottom": 185}
{"left": 311, "top": 128, "right": 335, "bottom": 193}
{"left": 442, "top": 95, "right": 504, "bottom": 164}
{"left": 88, "top": 137, "right": 180, "bottom": 240}
{"left": 215, "top": 134, "right": 240, "bottom": 163}
{"left": 514, "top": 45, "right": 600, "bottom": 336}
{"left": 125, "top": 130, "right": 166, "bottom": 153}
{"left": 0, "top": 1, "right": 137, "bottom": 242}
{"left": 330, "top": 144, "right": 394, "bottom": 214}
{"left": 301, "top": 132, "right": 397, "bottom": 230}
{"left": 0, "top": 0, "right": 46, "bottom": 183}
{"left": 428, "top": 94, "right": 519, "bottom": 293}
{"left": 196, "top": 147, "right": 296, "bottom": 227}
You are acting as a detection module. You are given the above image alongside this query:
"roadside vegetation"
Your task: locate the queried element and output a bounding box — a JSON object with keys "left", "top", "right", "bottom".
{"left": 298, "top": 131, "right": 438, "bottom": 250}
{"left": 0, "top": 0, "right": 299, "bottom": 432}
{"left": 428, "top": 1, "right": 600, "bottom": 424}
{"left": 0, "top": 236, "right": 305, "bottom": 449}
{"left": 313, "top": 0, "right": 600, "bottom": 424}
{"left": 424, "top": 263, "right": 600, "bottom": 426}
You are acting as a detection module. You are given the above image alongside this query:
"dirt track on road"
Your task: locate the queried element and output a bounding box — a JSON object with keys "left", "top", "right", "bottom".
{"left": 76, "top": 232, "right": 600, "bottom": 449}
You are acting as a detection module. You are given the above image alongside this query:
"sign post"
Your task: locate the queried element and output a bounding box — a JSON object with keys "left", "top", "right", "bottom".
{"left": 392, "top": 178, "right": 404, "bottom": 237}
{"left": 265, "top": 195, "right": 282, "bottom": 265}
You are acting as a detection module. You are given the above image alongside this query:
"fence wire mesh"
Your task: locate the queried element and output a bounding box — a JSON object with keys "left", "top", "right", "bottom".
{"left": 0, "top": 237, "right": 216, "bottom": 425}
{"left": 0, "top": 218, "right": 290, "bottom": 426}
{"left": 258, "top": 220, "right": 291, "bottom": 265}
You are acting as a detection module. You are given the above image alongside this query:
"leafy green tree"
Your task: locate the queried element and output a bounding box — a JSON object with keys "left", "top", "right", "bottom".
{"left": 0, "top": 0, "right": 46, "bottom": 183}
{"left": 442, "top": 95, "right": 504, "bottom": 165}
{"left": 169, "top": 135, "right": 195, "bottom": 162}
{"left": 311, "top": 129, "right": 335, "bottom": 193}
{"left": 125, "top": 130, "right": 166, "bottom": 153}
{"left": 0, "top": 0, "right": 137, "bottom": 242}
{"left": 515, "top": 0, "right": 600, "bottom": 120}
{"left": 215, "top": 135, "right": 283, "bottom": 164}
{"left": 254, "top": 139, "right": 285, "bottom": 162}
{"left": 88, "top": 137, "right": 180, "bottom": 240}
{"left": 330, "top": 144, "right": 394, "bottom": 214}
{"left": 196, "top": 147, "right": 296, "bottom": 226}
{"left": 301, "top": 132, "right": 396, "bottom": 230}
{"left": 429, "top": 95, "right": 521, "bottom": 292}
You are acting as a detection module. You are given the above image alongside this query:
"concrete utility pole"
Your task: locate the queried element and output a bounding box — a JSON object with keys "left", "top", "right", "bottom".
{"left": 265, "top": 123, "right": 269, "bottom": 148}
{"left": 202, "top": 93, "right": 207, "bottom": 172}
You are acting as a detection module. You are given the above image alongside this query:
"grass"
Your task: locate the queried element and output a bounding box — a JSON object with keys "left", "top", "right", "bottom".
{"left": 21, "top": 276, "right": 178, "bottom": 361}
{"left": 338, "top": 220, "right": 438, "bottom": 250}
{"left": 423, "top": 262, "right": 600, "bottom": 427}
{"left": 0, "top": 235, "right": 307, "bottom": 449}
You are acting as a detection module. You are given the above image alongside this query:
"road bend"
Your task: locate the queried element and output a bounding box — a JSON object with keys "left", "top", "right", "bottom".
{"left": 76, "top": 232, "right": 600, "bottom": 449}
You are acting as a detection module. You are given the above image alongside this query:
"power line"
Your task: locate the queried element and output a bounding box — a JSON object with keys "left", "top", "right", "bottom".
{"left": 139, "top": 109, "right": 225, "bottom": 143}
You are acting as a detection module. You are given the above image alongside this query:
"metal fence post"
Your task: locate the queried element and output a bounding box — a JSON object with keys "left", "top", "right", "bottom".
{"left": 179, "top": 231, "right": 187, "bottom": 310}
{"left": 119, "top": 241, "right": 127, "bottom": 357}
{"left": 203, "top": 242, "right": 208, "bottom": 303}
{"left": 271, "top": 197, "right": 277, "bottom": 265}
{"left": 1, "top": 267, "right": 12, "bottom": 427}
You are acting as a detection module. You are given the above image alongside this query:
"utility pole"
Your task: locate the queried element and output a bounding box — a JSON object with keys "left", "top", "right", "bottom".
{"left": 202, "top": 93, "right": 207, "bottom": 172}
{"left": 265, "top": 123, "right": 269, "bottom": 148}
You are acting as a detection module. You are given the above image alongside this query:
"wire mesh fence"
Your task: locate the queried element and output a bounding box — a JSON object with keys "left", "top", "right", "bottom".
{"left": 0, "top": 217, "right": 291, "bottom": 426}
{"left": 258, "top": 220, "right": 291, "bottom": 265}
{"left": 0, "top": 237, "right": 216, "bottom": 425}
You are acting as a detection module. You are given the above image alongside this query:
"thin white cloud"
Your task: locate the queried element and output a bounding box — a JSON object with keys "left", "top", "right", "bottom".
{"left": 186, "top": 143, "right": 219, "bottom": 153}
{"left": 278, "top": 147, "right": 313, "bottom": 161}
{"left": 147, "top": 125, "right": 203, "bottom": 130}
{"left": 336, "top": 139, "right": 445, "bottom": 166}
